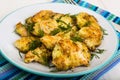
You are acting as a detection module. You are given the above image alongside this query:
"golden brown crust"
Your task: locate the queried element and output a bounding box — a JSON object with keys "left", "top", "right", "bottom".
{"left": 52, "top": 39, "right": 91, "bottom": 70}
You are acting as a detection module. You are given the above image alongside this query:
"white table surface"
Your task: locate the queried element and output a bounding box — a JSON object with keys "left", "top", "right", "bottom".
{"left": 0, "top": 0, "right": 120, "bottom": 80}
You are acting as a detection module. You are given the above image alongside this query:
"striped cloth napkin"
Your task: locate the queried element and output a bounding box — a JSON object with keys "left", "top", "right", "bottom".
{"left": 0, "top": 0, "right": 120, "bottom": 80}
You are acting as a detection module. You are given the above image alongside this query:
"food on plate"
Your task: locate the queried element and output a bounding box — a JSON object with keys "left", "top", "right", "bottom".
{"left": 14, "top": 37, "right": 35, "bottom": 52}
{"left": 52, "top": 39, "right": 91, "bottom": 70}
{"left": 14, "top": 10, "right": 103, "bottom": 71}
{"left": 24, "top": 45, "right": 51, "bottom": 65}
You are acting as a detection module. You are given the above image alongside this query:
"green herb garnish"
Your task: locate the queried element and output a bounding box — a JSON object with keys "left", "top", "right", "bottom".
{"left": 18, "top": 51, "right": 22, "bottom": 59}
{"left": 25, "top": 23, "right": 35, "bottom": 33}
{"left": 91, "top": 53, "right": 100, "bottom": 60}
{"left": 32, "top": 51, "right": 50, "bottom": 66}
{"left": 71, "top": 35, "right": 83, "bottom": 42}
{"left": 58, "top": 24, "right": 72, "bottom": 32}
{"left": 38, "top": 29, "right": 44, "bottom": 37}
{"left": 100, "top": 26, "right": 108, "bottom": 35}
{"left": 50, "top": 28, "right": 60, "bottom": 35}
{"left": 91, "top": 49, "right": 105, "bottom": 60}
{"left": 42, "top": 54, "right": 50, "bottom": 66}
{"left": 29, "top": 40, "right": 42, "bottom": 50}
{"left": 94, "top": 49, "right": 105, "bottom": 54}
{"left": 56, "top": 19, "right": 67, "bottom": 25}
{"left": 83, "top": 21, "right": 91, "bottom": 27}
{"left": 70, "top": 15, "right": 77, "bottom": 25}
{"left": 58, "top": 25, "right": 67, "bottom": 31}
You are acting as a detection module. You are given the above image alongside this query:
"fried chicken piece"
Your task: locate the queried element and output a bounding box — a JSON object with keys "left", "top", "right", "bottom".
{"left": 40, "top": 35, "right": 61, "bottom": 50}
{"left": 32, "top": 10, "right": 55, "bottom": 23}
{"left": 24, "top": 46, "right": 51, "bottom": 65}
{"left": 14, "top": 37, "right": 35, "bottom": 52}
{"left": 76, "top": 12, "right": 99, "bottom": 28}
{"left": 79, "top": 26, "right": 103, "bottom": 50}
{"left": 52, "top": 39, "right": 91, "bottom": 70}
{"left": 15, "top": 22, "right": 28, "bottom": 37}
{"left": 32, "top": 19, "right": 58, "bottom": 36}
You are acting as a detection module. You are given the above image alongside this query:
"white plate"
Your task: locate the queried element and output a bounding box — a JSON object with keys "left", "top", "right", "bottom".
{"left": 0, "top": 3, "right": 118, "bottom": 77}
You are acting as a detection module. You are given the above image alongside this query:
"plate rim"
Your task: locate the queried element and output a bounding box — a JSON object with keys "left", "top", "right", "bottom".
{"left": 0, "top": 3, "right": 119, "bottom": 77}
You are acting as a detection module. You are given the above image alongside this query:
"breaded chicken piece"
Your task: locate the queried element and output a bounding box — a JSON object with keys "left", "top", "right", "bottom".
{"left": 32, "top": 19, "right": 58, "bottom": 36}
{"left": 52, "top": 39, "right": 91, "bottom": 70}
{"left": 32, "top": 10, "right": 55, "bottom": 23}
{"left": 24, "top": 46, "right": 51, "bottom": 65}
{"left": 57, "top": 14, "right": 73, "bottom": 29}
{"left": 15, "top": 22, "right": 28, "bottom": 37}
{"left": 79, "top": 26, "right": 103, "bottom": 50}
{"left": 76, "top": 12, "right": 103, "bottom": 50}
{"left": 76, "top": 12, "right": 98, "bottom": 28}
{"left": 40, "top": 35, "right": 61, "bottom": 50}
{"left": 55, "top": 26, "right": 77, "bottom": 40}
{"left": 14, "top": 37, "right": 35, "bottom": 52}
{"left": 60, "top": 14, "right": 73, "bottom": 25}
{"left": 76, "top": 15, "right": 88, "bottom": 28}
{"left": 25, "top": 17, "right": 33, "bottom": 24}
